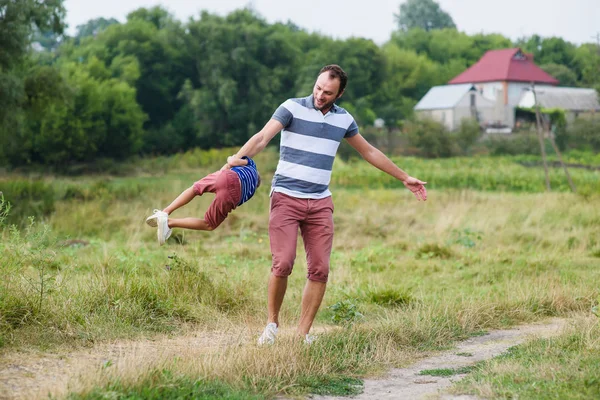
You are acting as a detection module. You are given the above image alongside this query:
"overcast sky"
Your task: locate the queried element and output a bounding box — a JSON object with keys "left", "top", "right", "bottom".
{"left": 64, "top": 0, "right": 599, "bottom": 45}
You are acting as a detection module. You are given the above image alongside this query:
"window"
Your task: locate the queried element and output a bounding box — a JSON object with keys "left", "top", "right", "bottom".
{"left": 513, "top": 50, "right": 526, "bottom": 61}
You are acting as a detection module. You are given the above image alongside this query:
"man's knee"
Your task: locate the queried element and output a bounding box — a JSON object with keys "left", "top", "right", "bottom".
{"left": 271, "top": 256, "right": 295, "bottom": 278}
{"left": 307, "top": 263, "right": 329, "bottom": 283}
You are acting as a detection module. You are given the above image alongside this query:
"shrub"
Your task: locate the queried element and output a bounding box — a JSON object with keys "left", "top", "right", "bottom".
{"left": 563, "top": 118, "right": 600, "bottom": 152}
{"left": 366, "top": 288, "right": 412, "bottom": 307}
{"left": 404, "top": 118, "right": 455, "bottom": 158}
{"left": 453, "top": 118, "right": 482, "bottom": 153}
{"left": 0, "top": 180, "right": 55, "bottom": 225}
{"left": 482, "top": 133, "right": 542, "bottom": 155}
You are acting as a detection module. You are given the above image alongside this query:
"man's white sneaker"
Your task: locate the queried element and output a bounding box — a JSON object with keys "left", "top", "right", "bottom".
{"left": 157, "top": 213, "right": 172, "bottom": 245}
{"left": 304, "top": 334, "right": 317, "bottom": 345}
{"left": 257, "top": 322, "right": 278, "bottom": 345}
{"left": 146, "top": 209, "right": 167, "bottom": 227}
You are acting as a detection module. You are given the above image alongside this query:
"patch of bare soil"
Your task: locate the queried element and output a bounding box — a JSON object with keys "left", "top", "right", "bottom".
{"left": 310, "top": 318, "right": 568, "bottom": 400}
{"left": 0, "top": 328, "right": 249, "bottom": 400}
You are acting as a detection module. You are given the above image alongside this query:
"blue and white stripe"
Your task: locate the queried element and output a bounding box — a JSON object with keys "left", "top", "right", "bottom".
{"left": 271, "top": 95, "right": 359, "bottom": 199}
{"left": 231, "top": 157, "right": 259, "bottom": 206}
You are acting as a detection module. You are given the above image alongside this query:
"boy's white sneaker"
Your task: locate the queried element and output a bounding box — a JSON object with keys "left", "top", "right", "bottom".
{"left": 157, "top": 213, "right": 172, "bottom": 245}
{"left": 146, "top": 209, "right": 167, "bottom": 227}
{"left": 257, "top": 322, "right": 278, "bottom": 345}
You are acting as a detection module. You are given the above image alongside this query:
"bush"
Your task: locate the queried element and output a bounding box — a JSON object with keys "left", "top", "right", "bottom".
{"left": 404, "top": 118, "right": 454, "bottom": 158}
{"left": 563, "top": 118, "right": 600, "bottom": 152}
{"left": 482, "top": 133, "right": 542, "bottom": 155}
{"left": 453, "top": 118, "right": 482, "bottom": 153}
{"left": 0, "top": 180, "right": 55, "bottom": 225}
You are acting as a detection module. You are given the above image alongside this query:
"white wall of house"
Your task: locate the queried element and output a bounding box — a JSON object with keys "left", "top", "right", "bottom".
{"left": 416, "top": 90, "right": 497, "bottom": 131}
{"left": 472, "top": 82, "right": 555, "bottom": 128}
{"left": 416, "top": 109, "right": 455, "bottom": 130}
{"left": 475, "top": 82, "right": 503, "bottom": 101}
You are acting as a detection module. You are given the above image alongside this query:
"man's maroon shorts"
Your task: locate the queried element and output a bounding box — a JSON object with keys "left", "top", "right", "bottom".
{"left": 269, "top": 191, "right": 334, "bottom": 283}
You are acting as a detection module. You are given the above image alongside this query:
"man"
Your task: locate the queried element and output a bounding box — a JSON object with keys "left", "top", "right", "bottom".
{"left": 225, "top": 65, "right": 427, "bottom": 345}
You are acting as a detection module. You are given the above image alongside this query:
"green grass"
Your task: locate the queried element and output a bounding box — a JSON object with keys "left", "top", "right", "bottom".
{"left": 72, "top": 375, "right": 267, "bottom": 400}
{"left": 453, "top": 319, "right": 600, "bottom": 399}
{"left": 1, "top": 148, "right": 599, "bottom": 398}
{"left": 419, "top": 365, "right": 477, "bottom": 377}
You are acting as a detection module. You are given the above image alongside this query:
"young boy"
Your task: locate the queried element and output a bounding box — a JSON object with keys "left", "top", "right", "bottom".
{"left": 146, "top": 156, "right": 260, "bottom": 245}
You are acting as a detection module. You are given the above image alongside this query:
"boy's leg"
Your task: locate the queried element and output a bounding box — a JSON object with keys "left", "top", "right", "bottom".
{"left": 167, "top": 217, "right": 213, "bottom": 231}
{"left": 163, "top": 171, "right": 221, "bottom": 215}
{"left": 163, "top": 187, "right": 196, "bottom": 215}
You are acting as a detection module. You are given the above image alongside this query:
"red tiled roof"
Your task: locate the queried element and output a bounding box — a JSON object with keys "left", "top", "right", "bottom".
{"left": 449, "top": 48, "right": 559, "bottom": 85}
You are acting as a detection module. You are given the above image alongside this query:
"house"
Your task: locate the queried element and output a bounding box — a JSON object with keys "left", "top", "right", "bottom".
{"left": 415, "top": 48, "right": 571, "bottom": 131}
{"left": 414, "top": 84, "right": 495, "bottom": 131}
{"left": 518, "top": 86, "right": 600, "bottom": 123}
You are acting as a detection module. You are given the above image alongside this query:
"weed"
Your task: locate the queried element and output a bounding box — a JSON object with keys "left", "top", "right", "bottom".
{"left": 328, "top": 300, "right": 364, "bottom": 326}
{"left": 419, "top": 366, "right": 476, "bottom": 376}
{"left": 449, "top": 228, "right": 482, "bottom": 248}
{"left": 456, "top": 352, "right": 473, "bottom": 357}
{"left": 366, "top": 288, "right": 412, "bottom": 307}
{"left": 416, "top": 244, "right": 453, "bottom": 259}
{"left": 297, "top": 375, "right": 363, "bottom": 396}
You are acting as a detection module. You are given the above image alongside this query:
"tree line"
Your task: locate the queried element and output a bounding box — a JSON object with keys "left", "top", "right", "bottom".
{"left": 1, "top": 0, "right": 599, "bottom": 167}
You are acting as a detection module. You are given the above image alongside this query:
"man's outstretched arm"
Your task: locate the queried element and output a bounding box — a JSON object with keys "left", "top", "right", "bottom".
{"left": 346, "top": 133, "right": 427, "bottom": 201}
{"left": 223, "top": 119, "right": 284, "bottom": 169}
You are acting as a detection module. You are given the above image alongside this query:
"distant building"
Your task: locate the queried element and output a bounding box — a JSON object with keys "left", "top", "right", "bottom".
{"left": 414, "top": 48, "right": 598, "bottom": 132}
{"left": 518, "top": 86, "right": 600, "bottom": 123}
{"left": 414, "top": 84, "right": 494, "bottom": 131}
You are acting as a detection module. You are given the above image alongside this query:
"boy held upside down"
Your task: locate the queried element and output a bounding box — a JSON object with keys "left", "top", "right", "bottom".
{"left": 146, "top": 156, "right": 260, "bottom": 245}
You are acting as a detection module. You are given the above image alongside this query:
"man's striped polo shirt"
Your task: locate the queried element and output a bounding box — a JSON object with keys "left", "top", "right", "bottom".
{"left": 271, "top": 95, "right": 359, "bottom": 199}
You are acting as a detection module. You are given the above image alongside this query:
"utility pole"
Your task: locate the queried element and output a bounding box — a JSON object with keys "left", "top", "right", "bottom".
{"left": 531, "top": 84, "right": 551, "bottom": 191}
{"left": 532, "top": 85, "right": 577, "bottom": 193}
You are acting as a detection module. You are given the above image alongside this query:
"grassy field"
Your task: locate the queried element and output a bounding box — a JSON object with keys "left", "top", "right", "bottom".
{"left": 1, "top": 148, "right": 599, "bottom": 399}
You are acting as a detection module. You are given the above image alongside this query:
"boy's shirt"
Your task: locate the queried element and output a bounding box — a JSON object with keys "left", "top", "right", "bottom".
{"left": 231, "top": 156, "right": 259, "bottom": 206}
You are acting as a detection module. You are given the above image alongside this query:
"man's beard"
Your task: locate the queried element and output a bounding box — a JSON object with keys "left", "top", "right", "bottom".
{"left": 314, "top": 98, "right": 336, "bottom": 111}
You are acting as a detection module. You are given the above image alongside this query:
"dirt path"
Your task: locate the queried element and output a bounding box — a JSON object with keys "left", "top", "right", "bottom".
{"left": 0, "top": 319, "right": 567, "bottom": 400}
{"left": 310, "top": 318, "right": 567, "bottom": 400}
{"left": 0, "top": 328, "right": 249, "bottom": 400}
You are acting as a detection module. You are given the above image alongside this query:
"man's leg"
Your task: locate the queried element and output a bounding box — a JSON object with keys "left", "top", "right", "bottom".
{"left": 297, "top": 280, "right": 326, "bottom": 336}
{"left": 297, "top": 196, "right": 334, "bottom": 336}
{"left": 267, "top": 275, "right": 288, "bottom": 327}
{"left": 266, "top": 192, "right": 303, "bottom": 327}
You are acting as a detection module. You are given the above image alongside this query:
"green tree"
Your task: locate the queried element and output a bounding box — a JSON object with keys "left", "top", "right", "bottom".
{"left": 0, "top": 0, "right": 66, "bottom": 165}
{"left": 517, "top": 36, "right": 577, "bottom": 69}
{"left": 573, "top": 43, "right": 600, "bottom": 89}
{"left": 395, "top": 0, "right": 456, "bottom": 32}
{"left": 182, "top": 9, "right": 306, "bottom": 149}
{"left": 375, "top": 44, "right": 440, "bottom": 129}
{"left": 539, "top": 63, "right": 577, "bottom": 86}
{"left": 74, "top": 17, "right": 119, "bottom": 41}
{"left": 61, "top": 7, "right": 192, "bottom": 139}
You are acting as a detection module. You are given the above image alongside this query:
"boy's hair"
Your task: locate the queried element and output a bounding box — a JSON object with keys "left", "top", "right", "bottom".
{"left": 319, "top": 64, "right": 347, "bottom": 95}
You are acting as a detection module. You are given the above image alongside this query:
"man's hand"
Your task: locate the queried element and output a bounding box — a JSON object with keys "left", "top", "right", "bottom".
{"left": 227, "top": 155, "right": 248, "bottom": 167}
{"left": 403, "top": 176, "right": 427, "bottom": 201}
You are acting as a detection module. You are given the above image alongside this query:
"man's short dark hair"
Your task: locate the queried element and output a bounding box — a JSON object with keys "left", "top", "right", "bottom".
{"left": 319, "top": 65, "right": 347, "bottom": 95}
